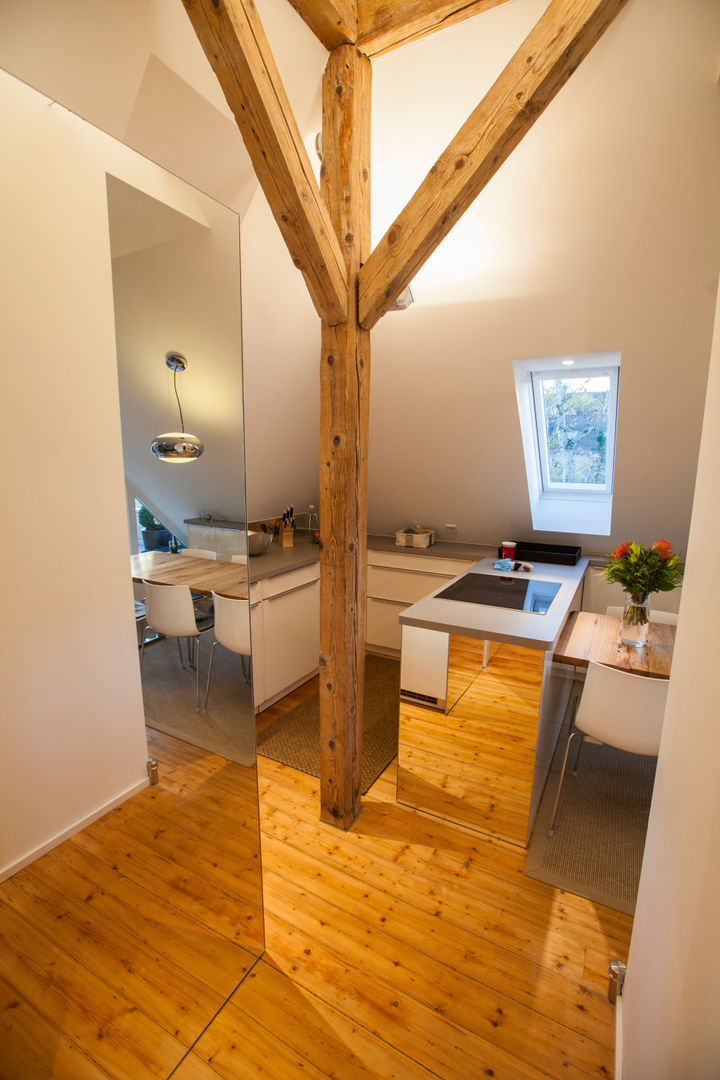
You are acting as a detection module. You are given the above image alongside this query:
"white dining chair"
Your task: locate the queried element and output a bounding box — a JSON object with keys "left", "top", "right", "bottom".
{"left": 203, "top": 591, "right": 252, "bottom": 713}
{"left": 547, "top": 660, "right": 668, "bottom": 836}
{"left": 134, "top": 599, "right": 147, "bottom": 646}
{"left": 606, "top": 604, "right": 678, "bottom": 625}
{"left": 181, "top": 548, "right": 217, "bottom": 559}
{"left": 140, "top": 580, "right": 214, "bottom": 709}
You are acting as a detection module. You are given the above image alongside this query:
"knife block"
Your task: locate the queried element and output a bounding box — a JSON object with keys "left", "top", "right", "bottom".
{"left": 279, "top": 525, "right": 295, "bottom": 548}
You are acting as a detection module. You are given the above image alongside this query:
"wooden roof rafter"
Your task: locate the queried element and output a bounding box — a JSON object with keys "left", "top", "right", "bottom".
{"left": 357, "top": 0, "right": 515, "bottom": 58}
{"left": 181, "top": 0, "right": 349, "bottom": 326}
{"left": 287, "top": 0, "right": 516, "bottom": 59}
{"left": 358, "top": 0, "right": 629, "bottom": 329}
{"left": 285, "top": 0, "right": 358, "bottom": 51}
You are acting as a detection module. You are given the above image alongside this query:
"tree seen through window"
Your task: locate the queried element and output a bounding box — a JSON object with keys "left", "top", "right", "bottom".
{"left": 539, "top": 375, "right": 611, "bottom": 487}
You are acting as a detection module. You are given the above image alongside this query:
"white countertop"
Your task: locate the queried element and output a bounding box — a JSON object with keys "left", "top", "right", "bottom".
{"left": 398, "top": 556, "right": 589, "bottom": 650}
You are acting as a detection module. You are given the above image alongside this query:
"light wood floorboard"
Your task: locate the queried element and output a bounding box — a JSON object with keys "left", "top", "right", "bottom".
{"left": 0, "top": 678, "right": 630, "bottom": 1079}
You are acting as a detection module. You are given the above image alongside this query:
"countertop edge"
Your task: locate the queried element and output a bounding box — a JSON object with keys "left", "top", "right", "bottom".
{"left": 398, "top": 557, "right": 589, "bottom": 650}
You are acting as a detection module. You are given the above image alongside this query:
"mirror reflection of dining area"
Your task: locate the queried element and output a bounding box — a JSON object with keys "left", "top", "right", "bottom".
{"left": 396, "top": 542, "right": 680, "bottom": 917}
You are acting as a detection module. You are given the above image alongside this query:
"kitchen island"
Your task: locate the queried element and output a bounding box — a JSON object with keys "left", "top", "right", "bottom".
{"left": 396, "top": 556, "right": 588, "bottom": 847}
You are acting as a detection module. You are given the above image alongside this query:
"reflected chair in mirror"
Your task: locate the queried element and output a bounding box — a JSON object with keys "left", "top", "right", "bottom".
{"left": 134, "top": 599, "right": 146, "bottom": 646}
{"left": 203, "top": 591, "right": 252, "bottom": 713}
{"left": 606, "top": 604, "right": 678, "bottom": 625}
{"left": 548, "top": 660, "right": 669, "bottom": 836}
{"left": 140, "top": 579, "right": 214, "bottom": 709}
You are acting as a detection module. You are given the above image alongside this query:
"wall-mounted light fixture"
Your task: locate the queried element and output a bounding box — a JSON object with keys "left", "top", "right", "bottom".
{"left": 391, "top": 285, "right": 415, "bottom": 311}
{"left": 150, "top": 352, "right": 204, "bottom": 463}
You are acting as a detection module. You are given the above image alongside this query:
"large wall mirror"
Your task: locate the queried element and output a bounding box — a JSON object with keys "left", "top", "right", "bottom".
{"left": 108, "top": 167, "right": 257, "bottom": 772}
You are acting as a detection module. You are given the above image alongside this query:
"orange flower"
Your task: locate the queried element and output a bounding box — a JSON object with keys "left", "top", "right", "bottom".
{"left": 612, "top": 541, "right": 631, "bottom": 559}
{"left": 652, "top": 539, "right": 674, "bottom": 562}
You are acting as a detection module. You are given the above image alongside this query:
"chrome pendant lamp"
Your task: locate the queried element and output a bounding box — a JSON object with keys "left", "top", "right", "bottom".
{"left": 151, "top": 352, "right": 204, "bottom": 463}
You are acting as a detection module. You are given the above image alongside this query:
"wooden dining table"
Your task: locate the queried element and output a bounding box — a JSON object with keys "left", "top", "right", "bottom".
{"left": 131, "top": 551, "right": 249, "bottom": 599}
{"left": 553, "top": 610, "right": 675, "bottom": 679}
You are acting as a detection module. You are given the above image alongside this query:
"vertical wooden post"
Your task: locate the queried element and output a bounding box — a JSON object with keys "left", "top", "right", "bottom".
{"left": 318, "top": 45, "right": 372, "bottom": 828}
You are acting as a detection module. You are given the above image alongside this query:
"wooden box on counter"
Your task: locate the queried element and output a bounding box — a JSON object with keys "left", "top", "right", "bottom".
{"left": 395, "top": 528, "right": 435, "bottom": 548}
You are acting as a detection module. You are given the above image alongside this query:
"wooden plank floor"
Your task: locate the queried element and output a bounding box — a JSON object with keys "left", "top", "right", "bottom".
{"left": 0, "top": 681, "right": 631, "bottom": 1079}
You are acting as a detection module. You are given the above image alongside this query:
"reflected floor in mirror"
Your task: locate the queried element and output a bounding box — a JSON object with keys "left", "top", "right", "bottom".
{"left": 398, "top": 637, "right": 544, "bottom": 847}
{"left": 142, "top": 634, "right": 255, "bottom": 766}
{"left": 0, "top": 734, "right": 631, "bottom": 1079}
{"left": 0, "top": 729, "right": 264, "bottom": 1078}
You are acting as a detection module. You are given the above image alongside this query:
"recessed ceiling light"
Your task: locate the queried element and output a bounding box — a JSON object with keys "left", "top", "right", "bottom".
{"left": 561, "top": 359, "right": 575, "bottom": 366}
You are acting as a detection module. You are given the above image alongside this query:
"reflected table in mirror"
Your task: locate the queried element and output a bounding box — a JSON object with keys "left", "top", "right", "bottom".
{"left": 132, "top": 551, "right": 249, "bottom": 598}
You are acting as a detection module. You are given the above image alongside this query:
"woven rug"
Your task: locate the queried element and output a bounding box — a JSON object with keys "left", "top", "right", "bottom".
{"left": 525, "top": 736, "right": 656, "bottom": 915}
{"left": 257, "top": 653, "right": 400, "bottom": 793}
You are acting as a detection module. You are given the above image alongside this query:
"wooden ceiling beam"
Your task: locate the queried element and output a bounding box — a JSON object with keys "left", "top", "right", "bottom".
{"left": 358, "top": 0, "right": 628, "bottom": 330}
{"left": 357, "top": 0, "right": 513, "bottom": 58}
{"left": 182, "top": 0, "right": 348, "bottom": 326}
{"left": 286, "top": 0, "right": 358, "bottom": 51}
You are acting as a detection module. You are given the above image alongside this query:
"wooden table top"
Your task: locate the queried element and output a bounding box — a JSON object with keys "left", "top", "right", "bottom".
{"left": 131, "top": 551, "right": 249, "bottom": 599}
{"left": 554, "top": 610, "right": 675, "bottom": 679}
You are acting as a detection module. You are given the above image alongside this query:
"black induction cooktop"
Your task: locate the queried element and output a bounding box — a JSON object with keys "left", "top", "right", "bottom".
{"left": 436, "top": 573, "right": 561, "bottom": 614}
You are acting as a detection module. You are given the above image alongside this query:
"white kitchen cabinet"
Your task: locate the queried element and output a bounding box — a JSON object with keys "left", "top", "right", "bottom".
{"left": 251, "top": 563, "right": 320, "bottom": 712}
{"left": 187, "top": 522, "right": 246, "bottom": 559}
{"left": 250, "top": 548, "right": 475, "bottom": 709}
{"left": 366, "top": 549, "right": 474, "bottom": 653}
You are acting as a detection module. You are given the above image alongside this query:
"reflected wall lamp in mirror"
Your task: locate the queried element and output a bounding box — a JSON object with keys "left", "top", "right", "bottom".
{"left": 150, "top": 351, "right": 204, "bottom": 463}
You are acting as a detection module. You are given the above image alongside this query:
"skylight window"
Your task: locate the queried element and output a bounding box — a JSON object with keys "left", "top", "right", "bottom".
{"left": 513, "top": 353, "right": 620, "bottom": 535}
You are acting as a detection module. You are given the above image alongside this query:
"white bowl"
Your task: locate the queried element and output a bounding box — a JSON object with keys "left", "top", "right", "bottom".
{"left": 248, "top": 530, "right": 273, "bottom": 556}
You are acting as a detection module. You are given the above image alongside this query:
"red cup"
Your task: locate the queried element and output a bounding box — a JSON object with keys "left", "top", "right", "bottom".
{"left": 501, "top": 540, "right": 517, "bottom": 559}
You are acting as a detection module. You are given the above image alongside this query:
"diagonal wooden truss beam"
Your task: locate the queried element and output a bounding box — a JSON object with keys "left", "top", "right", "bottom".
{"left": 286, "top": 0, "right": 358, "bottom": 51}
{"left": 358, "top": 0, "right": 628, "bottom": 330}
{"left": 182, "top": 0, "right": 348, "bottom": 326}
{"left": 357, "top": 0, "right": 514, "bottom": 58}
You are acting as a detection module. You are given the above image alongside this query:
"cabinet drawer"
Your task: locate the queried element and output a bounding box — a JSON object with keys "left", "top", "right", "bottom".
{"left": 367, "top": 565, "right": 457, "bottom": 604}
{"left": 366, "top": 597, "right": 406, "bottom": 652}
{"left": 262, "top": 561, "right": 320, "bottom": 599}
{"left": 368, "top": 549, "right": 473, "bottom": 577}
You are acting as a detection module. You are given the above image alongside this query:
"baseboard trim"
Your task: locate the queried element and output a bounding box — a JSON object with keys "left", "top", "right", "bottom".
{"left": 0, "top": 775, "right": 149, "bottom": 883}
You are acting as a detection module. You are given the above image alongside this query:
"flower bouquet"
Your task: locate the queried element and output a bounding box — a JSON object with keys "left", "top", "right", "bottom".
{"left": 600, "top": 539, "right": 684, "bottom": 645}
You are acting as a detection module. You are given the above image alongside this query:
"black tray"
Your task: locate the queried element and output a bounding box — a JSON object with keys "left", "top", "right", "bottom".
{"left": 497, "top": 541, "right": 582, "bottom": 566}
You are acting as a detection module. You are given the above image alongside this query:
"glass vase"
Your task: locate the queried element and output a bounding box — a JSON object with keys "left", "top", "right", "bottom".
{"left": 620, "top": 595, "right": 650, "bottom": 647}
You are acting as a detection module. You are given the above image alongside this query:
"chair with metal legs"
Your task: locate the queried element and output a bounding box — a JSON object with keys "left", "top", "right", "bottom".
{"left": 140, "top": 579, "right": 214, "bottom": 710}
{"left": 203, "top": 591, "right": 252, "bottom": 713}
{"left": 547, "top": 660, "right": 668, "bottom": 836}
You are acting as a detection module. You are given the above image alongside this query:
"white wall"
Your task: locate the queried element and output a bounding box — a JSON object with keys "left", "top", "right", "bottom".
{"left": 620, "top": 287, "right": 720, "bottom": 1077}
{"left": 368, "top": 0, "right": 720, "bottom": 554}
{"left": 0, "top": 74, "right": 149, "bottom": 877}
{"left": 0, "top": 0, "right": 253, "bottom": 214}
{"left": 240, "top": 188, "right": 320, "bottom": 520}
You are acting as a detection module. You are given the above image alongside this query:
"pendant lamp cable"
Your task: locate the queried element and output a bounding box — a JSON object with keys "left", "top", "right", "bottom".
{"left": 172, "top": 365, "right": 185, "bottom": 433}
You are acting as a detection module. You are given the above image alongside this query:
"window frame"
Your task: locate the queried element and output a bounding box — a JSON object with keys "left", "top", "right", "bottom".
{"left": 512, "top": 352, "right": 621, "bottom": 536}
{"left": 530, "top": 364, "right": 619, "bottom": 497}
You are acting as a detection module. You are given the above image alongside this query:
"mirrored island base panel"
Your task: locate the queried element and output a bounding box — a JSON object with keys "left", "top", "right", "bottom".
{"left": 397, "top": 636, "right": 572, "bottom": 848}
